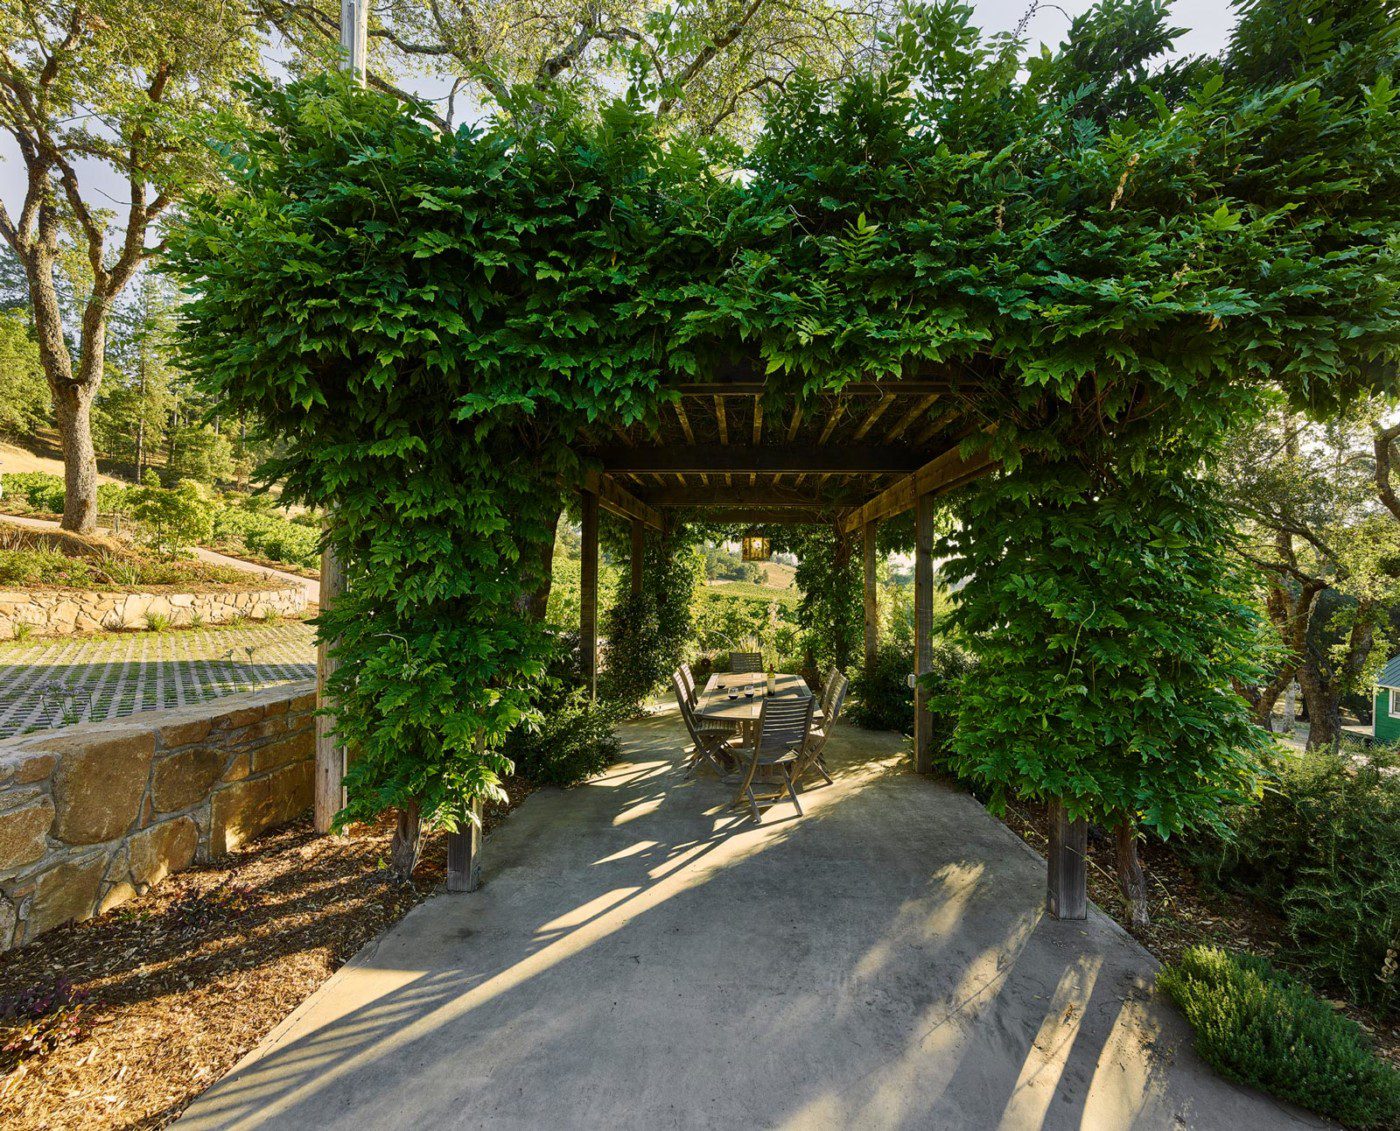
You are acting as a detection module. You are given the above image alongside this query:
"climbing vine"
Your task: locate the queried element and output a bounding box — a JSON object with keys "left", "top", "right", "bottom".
{"left": 169, "top": 0, "right": 1399, "bottom": 870}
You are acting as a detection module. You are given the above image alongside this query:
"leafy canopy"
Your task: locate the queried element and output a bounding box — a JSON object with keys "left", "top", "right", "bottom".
{"left": 169, "top": 0, "right": 1399, "bottom": 831}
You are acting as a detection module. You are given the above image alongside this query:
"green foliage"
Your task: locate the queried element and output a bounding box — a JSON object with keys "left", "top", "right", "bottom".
{"left": 501, "top": 630, "right": 623, "bottom": 786}
{"left": 938, "top": 465, "right": 1276, "bottom": 838}
{"left": 787, "top": 528, "right": 863, "bottom": 675}
{"left": 850, "top": 646, "right": 914, "bottom": 732}
{"left": 212, "top": 500, "right": 320, "bottom": 570}
{"left": 0, "top": 307, "right": 49, "bottom": 438}
{"left": 167, "top": 423, "right": 234, "bottom": 485}
{"left": 0, "top": 547, "right": 246, "bottom": 587}
{"left": 0, "top": 549, "right": 96, "bottom": 587}
{"left": 128, "top": 479, "right": 216, "bottom": 554}
{"left": 1158, "top": 946, "right": 1400, "bottom": 1129}
{"left": 2, "top": 472, "right": 64, "bottom": 512}
{"left": 167, "top": 0, "right": 1400, "bottom": 837}
{"left": 1181, "top": 748, "right": 1400, "bottom": 1016}
{"left": 600, "top": 539, "right": 703, "bottom": 710}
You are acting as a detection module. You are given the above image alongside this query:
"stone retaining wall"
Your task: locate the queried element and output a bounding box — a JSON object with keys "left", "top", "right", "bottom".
{"left": 0, "top": 584, "right": 306, "bottom": 640}
{"left": 0, "top": 680, "right": 316, "bottom": 950}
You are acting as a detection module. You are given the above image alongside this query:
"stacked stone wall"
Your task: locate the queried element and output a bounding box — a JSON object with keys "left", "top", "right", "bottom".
{"left": 0, "top": 680, "right": 315, "bottom": 949}
{"left": 0, "top": 585, "right": 306, "bottom": 640}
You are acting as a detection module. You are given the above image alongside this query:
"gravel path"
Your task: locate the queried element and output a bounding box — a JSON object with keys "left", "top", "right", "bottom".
{"left": 0, "top": 623, "right": 316, "bottom": 738}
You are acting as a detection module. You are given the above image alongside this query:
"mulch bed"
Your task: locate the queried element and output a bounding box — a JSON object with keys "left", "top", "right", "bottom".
{"left": 0, "top": 775, "right": 538, "bottom": 1129}
{"left": 998, "top": 798, "right": 1400, "bottom": 1069}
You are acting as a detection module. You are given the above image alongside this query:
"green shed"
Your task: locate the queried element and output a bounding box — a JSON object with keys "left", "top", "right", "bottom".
{"left": 1372, "top": 655, "right": 1400, "bottom": 744}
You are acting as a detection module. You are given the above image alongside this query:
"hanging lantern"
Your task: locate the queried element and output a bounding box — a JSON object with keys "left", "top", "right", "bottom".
{"left": 741, "top": 534, "right": 771, "bottom": 562}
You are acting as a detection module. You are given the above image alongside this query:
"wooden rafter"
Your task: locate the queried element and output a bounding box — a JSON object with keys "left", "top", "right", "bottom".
{"left": 885, "top": 393, "right": 940, "bottom": 443}
{"left": 838, "top": 443, "right": 996, "bottom": 534}
{"left": 579, "top": 470, "right": 664, "bottom": 530}
{"left": 589, "top": 445, "right": 927, "bottom": 475}
{"left": 914, "top": 406, "right": 963, "bottom": 446}
{"left": 850, "top": 393, "right": 896, "bottom": 441}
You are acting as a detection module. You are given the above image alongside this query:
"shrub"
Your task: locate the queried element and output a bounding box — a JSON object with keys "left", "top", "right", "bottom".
{"left": 2, "top": 471, "right": 64, "bottom": 512}
{"left": 0, "top": 977, "right": 90, "bottom": 1073}
{"left": 1159, "top": 946, "right": 1400, "bottom": 1129}
{"left": 129, "top": 479, "right": 216, "bottom": 554}
{"left": 854, "top": 641, "right": 972, "bottom": 740}
{"left": 0, "top": 549, "right": 96, "bottom": 588}
{"left": 96, "top": 482, "right": 129, "bottom": 515}
{"left": 1181, "top": 748, "right": 1400, "bottom": 1017}
{"left": 211, "top": 502, "right": 320, "bottom": 569}
{"left": 504, "top": 688, "right": 622, "bottom": 787}
{"left": 849, "top": 646, "right": 915, "bottom": 731}
{"left": 504, "top": 629, "right": 622, "bottom": 787}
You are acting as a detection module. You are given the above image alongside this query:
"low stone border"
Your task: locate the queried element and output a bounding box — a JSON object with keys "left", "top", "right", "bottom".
{"left": 0, "top": 584, "right": 307, "bottom": 640}
{"left": 0, "top": 680, "right": 315, "bottom": 950}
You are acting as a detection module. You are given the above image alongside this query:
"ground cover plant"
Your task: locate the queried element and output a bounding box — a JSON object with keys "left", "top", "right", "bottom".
{"left": 168, "top": 0, "right": 1399, "bottom": 880}
{"left": 1159, "top": 945, "right": 1400, "bottom": 1128}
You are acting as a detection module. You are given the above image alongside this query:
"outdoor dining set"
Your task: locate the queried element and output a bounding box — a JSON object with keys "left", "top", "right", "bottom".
{"left": 671, "top": 653, "right": 849, "bottom": 822}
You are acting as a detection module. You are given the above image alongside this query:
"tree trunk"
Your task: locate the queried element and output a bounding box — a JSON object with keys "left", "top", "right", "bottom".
{"left": 388, "top": 799, "right": 423, "bottom": 881}
{"left": 523, "top": 504, "right": 561, "bottom": 622}
{"left": 1298, "top": 657, "right": 1341, "bottom": 753}
{"left": 1114, "top": 820, "right": 1150, "bottom": 930}
{"left": 52, "top": 384, "right": 99, "bottom": 533}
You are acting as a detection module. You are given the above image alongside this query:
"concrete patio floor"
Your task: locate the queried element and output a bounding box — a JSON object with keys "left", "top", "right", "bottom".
{"left": 181, "top": 711, "right": 1320, "bottom": 1130}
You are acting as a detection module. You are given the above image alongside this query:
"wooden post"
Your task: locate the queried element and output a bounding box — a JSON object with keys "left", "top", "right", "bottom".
{"left": 1047, "top": 800, "right": 1088, "bottom": 920}
{"left": 314, "top": 544, "right": 346, "bottom": 833}
{"left": 580, "top": 488, "right": 599, "bottom": 699}
{"left": 630, "top": 519, "right": 645, "bottom": 597}
{"left": 862, "top": 520, "right": 878, "bottom": 674}
{"left": 912, "top": 492, "right": 935, "bottom": 774}
{"left": 446, "top": 798, "right": 483, "bottom": 892}
{"left": 314, "top": 0, "right": 366, "bottom": 839}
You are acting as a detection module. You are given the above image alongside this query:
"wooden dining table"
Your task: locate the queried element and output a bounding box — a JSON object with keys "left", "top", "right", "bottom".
{"left": 694, "top": 671, "right": 815, "bottom": 745}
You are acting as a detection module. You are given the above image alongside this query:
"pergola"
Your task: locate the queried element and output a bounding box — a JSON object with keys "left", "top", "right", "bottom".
{"left": 564, "top": 372, "right": 1084, "bottom": 921}
{"left": 570, "top": 370, "right": 992, "bottom": 761}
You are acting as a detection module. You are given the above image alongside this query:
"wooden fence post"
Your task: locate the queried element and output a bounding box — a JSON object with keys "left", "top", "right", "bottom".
{"left": 630, "top": 519, "right": 644, "bottom": 597}
{"left": 1046, "top": 800, "right": 1088, "bottom": 920}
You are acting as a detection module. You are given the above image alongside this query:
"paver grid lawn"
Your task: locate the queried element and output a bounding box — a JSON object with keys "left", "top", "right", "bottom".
{"left": 0, "top": 623, "right": 316, "bottom": 738}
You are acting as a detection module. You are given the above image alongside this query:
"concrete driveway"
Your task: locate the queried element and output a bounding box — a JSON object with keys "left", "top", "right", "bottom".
{"left": 180, "top": 712, "right": 1319, "bottom": 1130}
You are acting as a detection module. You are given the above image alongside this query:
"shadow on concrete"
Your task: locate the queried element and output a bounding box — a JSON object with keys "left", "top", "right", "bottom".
{"left": 178, "top": 710, "right": 1321, "bottom": 1130}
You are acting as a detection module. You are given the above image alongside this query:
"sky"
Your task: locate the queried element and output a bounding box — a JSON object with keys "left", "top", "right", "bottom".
{"left": 0, "top": 0, "right": 1242, "bottom": 255}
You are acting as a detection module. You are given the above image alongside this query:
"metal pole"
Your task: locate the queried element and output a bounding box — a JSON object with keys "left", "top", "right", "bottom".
{"left": 340, "top": 0, "right": 368, "bottom": 83}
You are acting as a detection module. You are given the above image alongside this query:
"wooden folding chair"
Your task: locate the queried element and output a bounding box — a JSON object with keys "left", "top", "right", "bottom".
{"left": 729, "top": 651, "right": 763, "bottom": 673}
{"left": 795, "top": 672, "right": 847, "bottom": 788}
{"left": 673, "top": 671, "right": 737, "bottom": 778}
{"left": 731, "top": 694, "right": 815, "bottom": 821}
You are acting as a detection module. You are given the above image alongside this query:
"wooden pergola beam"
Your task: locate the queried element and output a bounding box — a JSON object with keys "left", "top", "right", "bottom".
{"left": 685, "top": 508, "right": 845, "bottom": 526}
{"left": 667, "top": 377, "right": 955, "bottom": 396}
{"left": 579, "top": 470, "right": 664, "bottom": 531}
{"left": 640, "top": 485, "right": 836, "bottom": 508}
{"left": 589, "top": 445, "right": 927, "bottom": 475}
{"left": 838, "top": 444, "right": 996, "bottom": 534}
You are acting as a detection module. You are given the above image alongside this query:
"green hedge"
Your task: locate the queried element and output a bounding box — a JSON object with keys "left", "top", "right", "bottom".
{"left": 1159, "top": 946, "right": 1400, "bottom": 1129}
